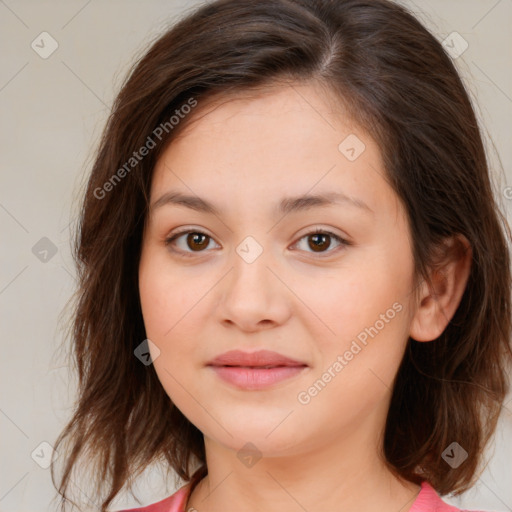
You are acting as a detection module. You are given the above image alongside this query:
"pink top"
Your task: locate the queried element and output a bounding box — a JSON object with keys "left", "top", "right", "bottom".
{"left": 117, "top": 476, "right": 487, "bottom": 512}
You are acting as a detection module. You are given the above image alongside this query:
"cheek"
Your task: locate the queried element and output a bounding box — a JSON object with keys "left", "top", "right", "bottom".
{"left": 291, "top": 259, "right": 400, "bottom": 333}
{"left": 138, "top": 253, "right": 201, "bottom": 401}
{"left": 294, "top": 253, "right": 411, "bottom": 377}
{"left": 138, "top": 250, "right": 221, "bottom": 397}
{"left": 295, "top": 282, "right": 408, "bottom": 421}
{"left": 139, "top": 250, "right": 204, "bottom": 339}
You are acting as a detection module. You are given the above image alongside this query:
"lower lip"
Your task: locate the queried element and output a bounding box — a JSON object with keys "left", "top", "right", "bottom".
{"left": 209, "top": 365, "right": 307, "bottom": 390}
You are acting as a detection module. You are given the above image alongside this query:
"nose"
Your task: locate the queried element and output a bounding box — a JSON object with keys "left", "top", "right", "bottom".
{"left": 216, "top": 240, "right": 291, "bottom": 332}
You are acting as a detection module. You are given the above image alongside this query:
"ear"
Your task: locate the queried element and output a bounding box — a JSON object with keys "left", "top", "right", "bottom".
{"left": 409, "top": 234, "right": 472, "bottom": 342}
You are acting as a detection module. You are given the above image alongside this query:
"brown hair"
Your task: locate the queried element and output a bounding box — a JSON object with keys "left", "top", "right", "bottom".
{"left": 52, "top": 0, "right": 512, "bottom": 510}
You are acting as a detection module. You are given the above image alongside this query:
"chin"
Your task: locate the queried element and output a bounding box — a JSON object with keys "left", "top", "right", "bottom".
{"left": 203, "top": 420, "right": 308, "bottom": 456}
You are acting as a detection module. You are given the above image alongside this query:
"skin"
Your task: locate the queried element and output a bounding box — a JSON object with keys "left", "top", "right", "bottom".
{"left": 138, "top": 80, "right": 472, "bottom": 512}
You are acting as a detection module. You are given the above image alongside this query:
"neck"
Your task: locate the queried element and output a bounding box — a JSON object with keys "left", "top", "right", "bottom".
{"left": 186, "top": 432, "right": 420, "bottom": 512}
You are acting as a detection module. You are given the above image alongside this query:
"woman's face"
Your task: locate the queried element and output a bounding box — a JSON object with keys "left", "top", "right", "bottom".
{"left": 138, "top": 81, "right": 417, "bottom": 457}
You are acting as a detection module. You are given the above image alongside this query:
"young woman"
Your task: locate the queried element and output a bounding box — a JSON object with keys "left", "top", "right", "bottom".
{"left": 51, "top": 1, "right": 512, "bottom": 511}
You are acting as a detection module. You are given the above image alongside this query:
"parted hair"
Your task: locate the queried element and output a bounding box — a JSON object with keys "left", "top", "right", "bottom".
{"left": 52, "top": 0, "right": 512, "bottom": 510}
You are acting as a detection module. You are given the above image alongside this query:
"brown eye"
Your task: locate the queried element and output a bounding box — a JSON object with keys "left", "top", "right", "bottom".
{"left": 165, "top": 228, "right": 350, "bottom": 259}
{"left": 185, "top": 232, "right": 210, "bottom": 251}
{"left": 308, "top": 233, "right": 332, "bottom": 252}
{"left": 165, "top": 230, "right": 218, "bottom": 257}
{"left": 293, "top": 229, "right": 350, "bottom": 256}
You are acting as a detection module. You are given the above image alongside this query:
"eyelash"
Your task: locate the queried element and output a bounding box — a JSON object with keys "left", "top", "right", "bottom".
{"left": 164, "top": 228, "right": 351, "bottom": 258}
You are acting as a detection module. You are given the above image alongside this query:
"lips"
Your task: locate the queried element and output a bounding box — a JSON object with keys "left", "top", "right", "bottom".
{"left": 210, "top": 365, "right": 307, "bottom": 390}
{"left": 207, "top": 349, "right": 307, "bottom": 368}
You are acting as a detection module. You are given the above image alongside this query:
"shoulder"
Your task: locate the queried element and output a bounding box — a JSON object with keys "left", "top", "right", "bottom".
{"left": 114, "top": 481, "right": 192, "bottom": 512}
{"left": 114, "top": 467, "right": 206, "bottom": 512}
{"left": 116, "top": 478, "right": 493, "bottom": 512}
{"left": 410, "top": 481, "right": 492, "bottom": 512}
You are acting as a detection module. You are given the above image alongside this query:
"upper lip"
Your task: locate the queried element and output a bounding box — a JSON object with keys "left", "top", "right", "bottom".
{"left": 207, "top": 349, "right": 307, "bottom": 367}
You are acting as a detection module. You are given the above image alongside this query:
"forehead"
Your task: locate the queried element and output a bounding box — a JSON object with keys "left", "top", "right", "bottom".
{"left": 149, "top": 81, "right": 400, "bottom": 221}
{"left": 174, "top": 80, "right": 358, "bottom": 139}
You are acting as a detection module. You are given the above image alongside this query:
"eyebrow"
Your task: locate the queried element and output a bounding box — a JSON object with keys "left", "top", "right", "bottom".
{"left": 150, "top": 190, "right": 374, "bottom": 217}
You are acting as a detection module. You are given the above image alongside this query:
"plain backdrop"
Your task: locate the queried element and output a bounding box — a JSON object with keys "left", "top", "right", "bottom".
{"left": 1, "top": 1, "right": 511, "bottom": 511}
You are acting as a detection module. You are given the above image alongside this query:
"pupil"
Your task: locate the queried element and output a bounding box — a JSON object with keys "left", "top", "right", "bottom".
{"left": 188, "top": 233, "right": 208, "bottom": 251}
{"left": 309, "top": 233, "right": 329, "bottom": 252}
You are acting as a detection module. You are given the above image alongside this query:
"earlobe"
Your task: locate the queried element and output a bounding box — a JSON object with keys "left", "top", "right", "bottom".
{"left": 409, "top": 234, "right": 472, "bottom": 343}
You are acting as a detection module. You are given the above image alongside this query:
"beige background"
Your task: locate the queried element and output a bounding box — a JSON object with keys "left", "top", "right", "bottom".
{"left": 1, "top": 0, "right": 511, "bottom": 510}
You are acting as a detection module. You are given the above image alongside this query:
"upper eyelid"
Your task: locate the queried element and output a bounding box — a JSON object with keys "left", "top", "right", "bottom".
{"left": 165, "top": 226, "right": 348, "bottom": 242}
